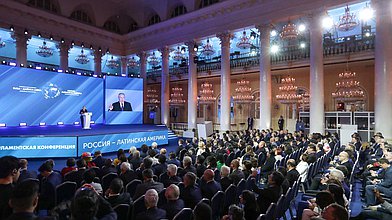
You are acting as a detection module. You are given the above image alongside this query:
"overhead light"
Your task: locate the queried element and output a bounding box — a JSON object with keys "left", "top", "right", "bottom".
{"left": 20, "top": 64, "right": 24, "bottom": 67}
{"left": 74, "top": 121, "right": 80, "bottom": 125}
{"left": 0, "top": 123, "right": 6, "bottom": 127}
{"left": 10, "top": 26, "right": 14, "bottom": 32}
{"left": 300, "top": 42, "right": 306, "bottom": 48}
{"left": 50, "top": 35, "right": 53, "bottom": 41}
{"left": 322, "top": 15, "right": 334, "bottom": 29}
{"left": 39, "top": 122, "right": 46, "bottom": 126}
{"left": 181, "top": 47, "right": 186, "bottom": 54}
{"left": 193, "top": 44, "right": 198, "bottom": 52}
{"left": 250, "top": 31, "right": 256, "bottom": 40}
{"left": 98, "top": 47, "right": 102, "bottom": 52}
{"left": 19, "top": 122, "right": 27, "bottom": 127}
{"left": 359, "top": 4, "right": 374, "bottom": 22}
{"left": 35, "top": 66, "right": 42, "bottom": 70}
{"left": 9, "top": 62, "right": 16, "bottom": 66}
{"left": 71, "top": 40, "right": 75, "bottom": 46}
{"left": 81, "top": 43, "right": 84, "bottom": 48}
{"left": 298, "top": 24, "right": 306, "bottom": 32}
{"left": 270, "top": 30, "right": 277, "bottom": 37}
{"left": 90, "top": 45, "right": 93, "bottom": 49}
{"left": 24, "top": 29, "right": 28, "bottom": 35}
{"left": 106, "top": 49, "right": 110, "bottom": 54}
{"left": 37, "top": 32, "right": 42, "bottom": 38}
{"left": 365, "top": 32, "right": 371, "bottom": 37}
{"left": 271, "top": 45, "right": 279, "bottom": 53}
{"left": 61, "top": 38, "right": 65, "bottom": 44}
{"left": 57, "top": 122, "right": 64, "bottom": 125}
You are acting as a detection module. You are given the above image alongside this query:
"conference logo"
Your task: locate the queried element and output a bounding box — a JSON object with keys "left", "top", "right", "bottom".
{"left": 43, "top": 83, "right": 61, "bottom": 99}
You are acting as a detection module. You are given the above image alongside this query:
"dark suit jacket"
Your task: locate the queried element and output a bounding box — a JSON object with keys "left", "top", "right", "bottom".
{"left": 135, "top": 207, "right": 166, "bottom": 220}
{"left": 39, "top": 172, "right": 63, "bottom": 210}
{"left": 120, "top": 170, "right": 138, "bottom": 187}
{"left": 200, "top": 180, "right": 222, "bottom": 200}
{"left": 93, "top": 156, "right": 106, "bottom": 168}
{"left": 167, "top": 159, "right": 181, "bottom": 167}
{"left": 251, "top": 179, "right": 282, "bottom": 214}
{"left": 152, "top": 163, "right": 168, "bottom": 177}
{"left": 220, "top": 176, "right": 233, "bottom": 192}
{"left": 129, "top": 157, "right": 143, "bottom": 170}
{"left": 286, "top": 169, "right": 300, "bottom": 186}
{"left": 18, "top": 169, "right": 38, "bottom": 183}
{"left": 229, "top": 169, "right": 245, "bottom": 186}
{"left": 133, "top": 180, "right": 164, "bottom": 200}
{"left": 161, "top": 199, "right": 185, "bottom": 220}
{"left": 179, "top": 165, "right": 197, "bottom": 178}
{"left": 106, "top": 192, "right": 132, "bottom": 207}
{"left": 161, "top": 174, "right": 182, "bottom": 188}
{"left": 111, "top": 101, "right": 132, "bottom": 111}
{"left": 64, "top": 169, "right": 86, "bottom": 187}
{"left": 180, "top": 185, "right": 202, "bottom": 208}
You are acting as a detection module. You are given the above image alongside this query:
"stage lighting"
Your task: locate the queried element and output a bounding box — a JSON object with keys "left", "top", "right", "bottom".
{"left": 24, "top": 29, "right": 28, "bottom": 35}
{"left": 37, "top": 32, "right": 42, "bottom": 38}
{"left": 0, "top": 123, "right": 6, "bottom": 127}
{"left": 35, "top": 66, "right": 42, "bottom": 70}
{"left": 50, "top": 35, "right": 53, "bottom": 41}
{"left": 271, "top": 45, "right": 279, "bottom": 53}
{"left": 71, "top": 41, "right": 75, "bottom": 46}
{"left": 39, "top": 122, "right": 46, "bottom": 126}
{"left": 2, "top": 61, "right": 6, "bottom": 64}
{"left": 270, "top": 30, "right": 277, "bottom": 37}
{"left": 9, "top": 62, "right": 16, "bottom": 66}
{"left": 77, "top": 72, "right": 82, "bottom": 75}
{"left": 98, "top": 47, "right": 102, "bottom": 52}
{"left": 93, "top": 75, "right": 97, "bottom": 77}
{"left": 81, "top": 43, "right": 84, "bottom": 48}
{"left": 121, "top": 74, "right": 126, "bottom": 77}
{"left": 106, "top": 49, "right": 110, "bottom": 54}
{"left": 193, "top": 44, "right": 198, "bottom": 52}
{"left": 61, "top": 38, "right": 65, "bottom": 44}
{"left": 20, "top": 64, "right": 24, "bottom": 67}
{"left": 74, "top": 122, "right": 80, "bottom": 125}
{"left": 57, "top": 122, "right": 64, "bottom": 125}
{"left": 90, "top": 45, "right": 93, "bottom": 49}
{"left": 90, "top": 121, "right": 95, "bottom": 124}
{"left": 19, "top": 122, "right": 27, "bottom": 127}
{"left": 10, "top": 26, "right": 14, "bottom": 32}
{"left": 57, "top": 69, "right": 63, "bottom": 73}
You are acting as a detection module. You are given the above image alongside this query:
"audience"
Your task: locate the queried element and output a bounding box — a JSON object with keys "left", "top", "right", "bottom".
{"left": 180, "top": 172, "right": 202, "bottom": 208}
{"left": 162, "top": 184, "right": 184, "bottom": 220}
{"left": 0, "top": 156, "right": 21, "bottom": 219}
{"left": 133, "top": 168, "right": 164, "bottom": 200}
{"left": 239, "top": 190, "right": 259, "bottom": 220}
{"left": 38, "top": 161, "right": 62, "bottom": 210}
{"left": 105, "top": 178, "right": 132, "bottom": 207}
{"left": 60, "top": 158, "right": 76, "bottom": 177}
{"left": 135, "top": 189, "right": 166, "bottom": 220}
{"left": 200, "top": 169, "right": 221, "bottom": 200}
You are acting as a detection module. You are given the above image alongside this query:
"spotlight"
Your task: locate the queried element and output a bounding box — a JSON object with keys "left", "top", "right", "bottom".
{"left": 322, "top": 16, "right": 334, "bottom": 29}
{"left": 81, "top": 43, "right": 84, "bottom": 48}
{"left": 0, "top": 123, "right": 6, "bottom": 127}
{"left": 365, "top": 32, "right": 371, "bottom": 37}
{"left": 20, "top": 64, "right": 24, "bottom": 67}
{"left": 35, "top": 66, "right": 42, "bottom": 70}
{"left": 359, "top": 5, "right": 374, "bottom": 22}
{"left": 9, "top": 62, "right": 16, "bottom": 66}
{"left": 300, "top": 42, "right": 306, "bottom": 48}
{"left": 90, "top": 45, "right": 93, "bottom": 49}
{"left": 50, "top": 35, "right": 53, "bottom": 41}
{"left": 19, "top": 122, "right": 27, "bottom": 127}
{"left": 74, "top": 121, "right": 80, "bottom": 125}
{"left": 37, "top": 32, "right": 42, "bottom": 38}
{"left": 71, "top": 40, "right": 75, "bottom": 46}
{"left": 90, "top": 121, "right": 95, "bottom": 124}
{"left": 10, "top": 26, "right": 14, "bottom": 32}
{"left": 271, "top": 45, "right": 279, "bottom": 53}
{"left": 98, "top": 47, "right": 102, "bottom": 52}
{"left": 39, "top": 122, "right": 46, "bottom": 126}
{"left": 193, "top": 44, "right": 198, "bottom": 52}
{"left": 270, "top": 30, "right": 277, "bottom": 37}
{"left": 106, "top": 49, "right": 110, "bottom": 54}
{"left": 298, "top": 24, "right": 306, "bottom": 32}
{"left": 61, "top": 38, "right": 65, "bottom": 44}
{"left": 24, "top": 29, "right": 28, "bottom": 35}
{"left": 57, "top": 122, "right": 64, "bottom": 125}
{"left": 57, "top": 69, "right": 63, "bottom": 73}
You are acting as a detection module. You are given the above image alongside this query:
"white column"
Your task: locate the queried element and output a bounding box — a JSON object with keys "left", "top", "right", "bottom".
{"left": 374, "top": 0, "right": 392, "bottom": 139}
{"left": 160, "top": 47, "right": 170, "bottom": 126}
{"left": 120, "top": 57, "right": 128, "bottom": 75}
{"left": 138, "top": 52, "right": 147, "bottom": 123}
{"left": 13, "top": 30, "right": 29, "bottom": 67}
{"left": 94, "top": 50, "right": 102, "bottom": 76}
{"left": 309, "top": 13, "right": 325, "bottom": 134}
{"left": 186, "top": 41, "right": 198, "bottom": 130}
{"left": 217, "top": 32, "right": 232, "bottom": 131}
{"left": 59, "top": 43, "right": 69, "bottom": 71}
{"left": 256, "top": 24, "right": 272, "bottom": 130}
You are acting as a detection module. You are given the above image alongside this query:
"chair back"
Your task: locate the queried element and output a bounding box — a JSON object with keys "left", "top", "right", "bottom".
{"left": 113, "top": 204, "right": 129, "bottom": 220}
{"left": 224, "top": 184, "right": 237, "bottom": 209}
{"left": 211, "top": 191, "right": 224, "bottom": 220}
{"left": 173, "top": 208, "right": 193, "bottom": 220}
{"left": 158, "top": 188, "right": 167, "bottom": 207}
{"left": 55, "top": 181, "right": 77, "bottom": 205}
{"left": 257, "top": 203, "right": 276, "bottom": 220}
{"left": 273, "top": 194, "right": 286, "bottom": 219}
{"left": 236, "top": 179, "right": 246, "bottom": 198}
{"left": 126, "top": 179, "right": 142, "bottom": 198}
{"left": 102, "top": 172, "right": 118, "bottom": 192}
{"left": 132, "top": 195, "right": 146, "bottom": 219}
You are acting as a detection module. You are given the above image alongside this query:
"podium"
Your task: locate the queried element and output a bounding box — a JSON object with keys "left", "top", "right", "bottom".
{"left": 82, "top": 112, "right": 92, "bottom": 129}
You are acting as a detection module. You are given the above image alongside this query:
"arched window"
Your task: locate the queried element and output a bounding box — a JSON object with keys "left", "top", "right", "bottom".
{"left": 148, "top": 14, "right": 161, "bottom": 26}
{"left": 171, "top": 5, "right": 187, "bottom": 18}
{"left": 128, "top": 22, "right": 138, "bottom": 32}
{"left": 70, "top": 10, "right": 93, "bottom": 24}
{"left": 103, "top": 20, "right": 121, "bottom": 34}
{"left": 199, "top": 0, "right": 219, "bottom": 9}
{"left": 27, "top": 0, "right": 59, "bottom": 13}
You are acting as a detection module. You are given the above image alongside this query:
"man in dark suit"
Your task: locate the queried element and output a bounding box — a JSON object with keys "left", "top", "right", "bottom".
{"left": 247, "top": 117, "right": 254, "bottom": 130}
{"left": 92, "top": 151, "right": 106, "bottom": 168}
{"left": 286, "top": 159, "right": 300, "bottom": 186}
{"left": 180, "top": 172, "right": 202, "bottom": 209}
{"left": 220, "top": 165, "right": 233, "bottom": 192}
{"left": 120, "top": 162, "right": 137, "bottom": 187}
{"left": 179, "top": 156, "right": 196, "bottom": 178}
{"left": 105, "top": 178, "right": 132, "bottom": 207}
{"left": 135, "top": 189, "right": 166, "bottom": 220}
{"left": 167, "top": 152, "right": 181, "bottom": 167}
{"left": 109, "top": 93, "right": 132, "bottom": 111}
{"left": 175, "top": 139, "right": 185, "bottom": 157}
{"left": 17, "top": 159, "right": 37, "bottom": 183}
{"left": 229, "top": 159, "right": 245, "bottom": 185}
{"left": 38, "top": 162, "right": 63, "bottom": 210}
{"left": 366, "top": 158, "right": 392, "bottom": 205}
{"left": 152, "top": 155, "right": 168, "bottom": 177}
{"left": 200, "top": 169, "right": 222, "bottom": 200}
{"left": 161, "top": 184, "right": 184, "bottom": 220}
{"left": 133, "top": 169, "right": 164, "bottom": 200}
{"left": 161, "top": 164, "right": 181, "bottom": 188}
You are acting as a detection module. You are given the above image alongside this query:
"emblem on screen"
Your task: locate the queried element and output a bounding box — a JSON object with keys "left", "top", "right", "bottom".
{"left": 43, "top": 83, "right": 61, "bottom": 99}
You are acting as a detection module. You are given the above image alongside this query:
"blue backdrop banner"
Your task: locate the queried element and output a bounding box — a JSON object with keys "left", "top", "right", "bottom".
{"left": 0, "top": 136, "right": 77, "bottom": 158}
{"left": 78, "top": 130, "right": 168, "bottom": 154}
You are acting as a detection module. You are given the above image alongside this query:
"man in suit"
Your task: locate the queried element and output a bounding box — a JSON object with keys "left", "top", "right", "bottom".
{"left": 161, "top": 184, "right": 184, "bottom": 220}
{"left": 152, "top": 155, "right": 168, "bottom": 177}
{"left": 220, "top": 165, "right": 233, "bottom": 192}
{"left": 247, "top": 117, "right": 254, "bottom": 130}
{"left": 38, "top": 162, "right": 63, "bottom": 210}
{"left": 105, "top": 178, "right": 132, "bottom": 207}
{"left": 286, "top": 159, "right": 300, "bottom": 186}
{"left": 179, "top": 156, "right": 196, "bottom": 178}
{"left": 133, "top": 169, "right": 164, "bottom": 200}
{"left": 64, "top": 159, "right": 87, "bottom": 187}
{"left": 17, "top": 159, "right": 37, "bottom": 183}
{"left": 278, "top": 115, "right": 284, "bottom": 131}
{"left": 135, "top": 189, "right": 166, "bottom": 220}
{"left": 229, "top": 159, "right": 245, "bottom": 185}
{"left": 366, "top": 158, "right": 392, "bottom": 205}
{"left": 200, "top": 169, "right": 222, "bottom": 200}
{"left": 161, "top": 164, "right": 181, "bottom": 188}
{"left": 109, "top": 92, "right": 132, "bottom": 111}
{"left": 119, "top": 162, "right": 137, "bottom": 187}
{"left": 180, "top": 172, "right": 202, "bottom": 208}
{"left": 92, "top": 151, "right": 106, "bottom": 169}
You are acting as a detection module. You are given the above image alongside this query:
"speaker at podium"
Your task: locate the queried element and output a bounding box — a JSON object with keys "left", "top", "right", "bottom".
{"left": 82, "top": 112, "right": 92, "bottom": 129}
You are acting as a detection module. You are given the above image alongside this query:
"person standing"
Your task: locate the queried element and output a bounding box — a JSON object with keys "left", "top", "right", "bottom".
{"left": 278, "top": 115, "right": 284, "bottom": 131}
{"left": 247, "top": 117, "right": 254, "bottom": 130}
{"left": 79, "top": 106, "right": 88, "bottom": 127}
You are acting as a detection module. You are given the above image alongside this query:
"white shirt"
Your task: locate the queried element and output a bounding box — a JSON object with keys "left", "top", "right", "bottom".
{"left": 296, "top": 161, "right": 309, "bottom": 182}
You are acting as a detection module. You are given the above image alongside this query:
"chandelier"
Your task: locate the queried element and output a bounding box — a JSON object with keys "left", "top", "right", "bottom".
{"left": 127, "top": 57, "right": 139, "bottom": 67}
{"left": 280, "top": 22, "right": 299, "bottom": 40}
{"left": 172, "top": 46, "right": 185, "bottom": 61}
{"left": 233, "top": 79, "right": 254, "bottom": 103}
{"left": 236, "top": 31, "right": 252, "bottom": 49}
{"left": 169, "top": 87, "right": 186, "bottom": 105}
{"left": 276, "top": 76, "right": 302, "bottom": 104}
{"left": 300, "top": 92, "right": 310, "bottom": 110}
{"left": 106, "top": 56, "right": 119, "bottom": 69}
{"left": 36, "top": 41, "right": 53, "bottom": 58}
{"left": 332, "top": 69, "right": 365, "bottom": 103}
{"left": 0, "top": 37, "right": 5, "bottom": 48}
{"left": 145, "top": 88, "right": 160, "bottom": 104}
{"left": 201, "top": 39, "right": 215, "bottom": 57}
{"left": 75, "top": 49, "right": 89, "bottom": 64}
{"left": 337, "top": 5, "right": 358, "bottom": 32}
{"left": 199, "top": 81, "right": 216, "bottom": 104}
{"left": 148, "top": 52, "right": 159, "bottom": 66}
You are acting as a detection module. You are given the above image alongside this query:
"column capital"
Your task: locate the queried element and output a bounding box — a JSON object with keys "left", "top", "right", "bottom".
{"left": 120, "top": 56, "right": 128, "bottom": 63}
{"left": 136, "top": 51, "right": 147, "bottom": 60}
{"left": 93, "top": 49, "right": 104, "bottom": 58}
{"left": 57, "top": 42, "right": 71, "bottom": 51}
{"left": 216, "top": 32, "right": 233, "bottom": 46}
{"left": 158, "top": 46, "right": 170, "bottom": 56}
{"left": 255, "top": 22, "right": 273, "bottom": 32}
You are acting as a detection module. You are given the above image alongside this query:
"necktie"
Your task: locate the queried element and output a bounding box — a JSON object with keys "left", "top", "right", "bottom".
{"left": 121, "top": 103, "right": 124, "bottom": 111}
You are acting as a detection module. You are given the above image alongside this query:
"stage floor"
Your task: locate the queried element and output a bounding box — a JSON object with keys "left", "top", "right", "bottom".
{"left": 0, "top": 124, "right": 168, "bottom": 137}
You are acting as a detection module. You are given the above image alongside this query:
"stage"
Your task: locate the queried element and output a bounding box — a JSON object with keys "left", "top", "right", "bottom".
{"left": 0, "top": 124, "right": 169, "bottom": 158}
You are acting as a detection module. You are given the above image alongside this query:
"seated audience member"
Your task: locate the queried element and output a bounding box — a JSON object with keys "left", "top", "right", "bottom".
{"left": 92, "top": 151, "right": 106, "bottom": 168}
{"left": 128, "top": 150, "right": 142, "bottom": 170}
{"left": 81, "top": 152, "right": 96, "bottom": 168}
{"left": 331, "top": 151, "right": 353, "bottom": 176}
{"left": 161, "top": 184, "right": 185, "bottom": 220}
{"left": 152, "top": 155, "right": 168, "bottom": 177}
{"left": 135, "top": 189, "right": 166, "bottom": 220}
{"left": 38, "top": 161, "right": 62, "bottom": 210}
{"left": 327, "top": 183, "right": 347, "bottom": 208}
{"left": 321, "top": 203, "right": 349, "bottom": 220}
{"left": 133, "top": 168, "right": 164, "bottom": 200}
{"left": 119, "top": 162, "right": 137, "bottom": 187}
{"left": 146, "top": 149, "right": 159, "bottom": 165}
{"left": 7, "top": 179, "right": 54, "bottom": 220}
{"left": 161, "top": 164, "right": 181, "bottom": 188}
{"left": 128, "top": 146, "right": 137, "bottom": 159}
{"left": 200, "top": 169, "right": 221, "bottom": 200}
{"left": 286, "top": 159, "right": 300, "bottom": 186}
{"left": 259, "top": 151, "right": 276, "bottom": 179}
{"left": 196, "top": 155, "right": 207, "bottom": 178}
{"left": 136, "top": 157, "right": 154, "bottom": 180}
{"left": 306, "top": 144, "right": 317, "bottom": 163}
{"left": 222, "top": 204, "right": 245, "bottom": 220}
{"left": 105, "top": 178, "right": 132, "bottom": 207}
{"left": 60, "top": 158, "right": 77, "bottom": 177}
{"left": 242, "top": 160, "right": 253, "bottom": 180}
{"left": 229, "top": 159, "right": 245, "bottom": 185}
{"left": 302, "top": 191, "right": 335, "bottom": 220}
{"left": 276, "top": 167, "right": 290, "bottom": 194}
{"left": 167, "top": 152, "right": 181, "bottom": 167}
{"left": 83, "top": 169, "right": 102, "bottom": 194}
{"left": 101, "top": 159, "right": 117, "bottom": 176}
{"left": 296, "top": 153, "right": 309, "bottom": 182}
{"left": 18, "top": 159, "right": 37, "bottom": 183}
{"left": 151, "top": 142, "right": 159, "bottom": 154}
{"left": 113, "top": 149, "right": 125, "bottom": 166}
{"left": 0, "top": 156, "right": 21, "bottom": 219}
{"left": 352, "top": 189, "right": 392, "bottom": 220}
{"left": 193, "top": 201, "right": 213, "bottom": 220}
{"left": 175, "top": 139, "right": 185, "bottom": 156}
{"left": 239, "top": 190, "right": 259, "bottom": 220}
{"left": 365, "top": 158, "right": 392, "bottom": 206}
{"left": 220, "top": 165, "right": 233, "bottom": 192}
{"left": 64, "top": 159, "right": 87, "bottom": 187}
{"left": 71, "top": 184, "right": 117, "bottom": 220}
{"left": 180, "top": 172, "right": 202, "bottom": 208}
{"left": 140, "top": 144, "right": 149, "bottom": 158}
{"left": 179, "top": 156, "right": 196, "bottom": 178}
{"left": 250, "top": 171, "right": 284, "bottom": 213}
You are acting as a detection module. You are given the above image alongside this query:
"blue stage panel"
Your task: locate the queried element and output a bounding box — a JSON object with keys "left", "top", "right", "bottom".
{"left": 78, "top": 130, "right": 168, "bottom": 154}
{"left": 0, "top": 136, "right": 77, "bottom": 158}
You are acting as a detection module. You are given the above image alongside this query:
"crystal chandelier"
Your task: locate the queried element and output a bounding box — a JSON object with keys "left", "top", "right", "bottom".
{"left": 332, "top": 69, "right": 365, "bottom": 103}
{"left": 236, "top": 31, "right": 252, "bottom": 49}
{"left": 337, "top": 5, "right": 358, "bottom": 32}
{"left": 199, "top": 81, "right": 216, "bottom": 104}
{"left": 201, "top": 39, "right": 215, "bottom": 57}
{"left": 300, "top": 92, "right": 310, "bottom": 110}
{"left": 169, "top": 87, "right": 186, "bottom": 105}
{"left": 280, "top": 22, "right": 299, "bottom": 40}
{"left": 145, "top": 88, "right": 160, "bottom": 104}
{"left": 148, "top": 52, "right": 159, "bottom": 66}
{"left": 0, "top": 37, "right": 5, "bottom": 48}
{"left": 75, "top": 49, "right": 89, "bottom": 64}
{"left": 36, "top": 41, "right": 53, "bottom": 57}
{"left": 106, "top": 56, "right": 119, "bottom": 69}
{"left": 233, "top": 79, "right": 254, "bottom": 103}
{"left": 127, "top": 57, "right": 139, "bottom": 67}
{"left": 172, "top": 46, "right": 185, "bottom": 61}
{"left": 276, "top": 76, "right": 302, "bottom": 104}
